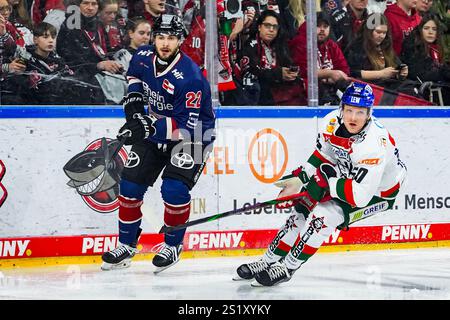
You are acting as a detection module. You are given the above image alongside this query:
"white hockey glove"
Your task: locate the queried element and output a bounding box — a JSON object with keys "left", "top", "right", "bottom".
{"left": 275, "top": 166, "right": 309, "bottom": 209}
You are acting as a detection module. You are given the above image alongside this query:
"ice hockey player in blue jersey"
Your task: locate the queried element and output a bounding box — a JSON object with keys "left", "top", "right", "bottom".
{"left": 101, "top": 14, "right": 216, "bottom": 273}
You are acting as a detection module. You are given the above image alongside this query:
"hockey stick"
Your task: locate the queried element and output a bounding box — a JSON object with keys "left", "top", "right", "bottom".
{"left": 110, "top": 131, "right": 161, "bottom": 234}
{"left": 158, "top": 191, "right": 312, "bottom": 234}
{"left": 109, "top": 131, "right": 131, "bottom": 162}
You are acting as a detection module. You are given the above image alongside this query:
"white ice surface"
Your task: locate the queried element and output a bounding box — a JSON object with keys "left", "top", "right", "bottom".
{"left": 1, "top": 248, "right": 450, "bottom": 300}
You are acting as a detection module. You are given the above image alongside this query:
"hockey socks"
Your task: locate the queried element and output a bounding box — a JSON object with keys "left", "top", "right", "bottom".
{"left": 118, "top": 195, "right": 143, "bottom": 245}
{"left": 163, "top": 202, "right": 190, "bottom": 246}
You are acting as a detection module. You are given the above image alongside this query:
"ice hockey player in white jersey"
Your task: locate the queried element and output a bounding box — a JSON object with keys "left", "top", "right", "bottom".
{"left": 234, "top": 81, "right": 407, "bottom": 287}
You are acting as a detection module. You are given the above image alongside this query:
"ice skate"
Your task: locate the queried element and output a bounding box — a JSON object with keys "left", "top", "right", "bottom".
{"left": 232, "top": 259, "right": 271, "bottom": 281}
{"left": 101, "top": 243, "right": 138, "bottom": 271}
{"left": 152, "top": 242, "right": 183, "bottom": 274}
{"left": 251, "top": 261, "right": 295, "bottom": 287}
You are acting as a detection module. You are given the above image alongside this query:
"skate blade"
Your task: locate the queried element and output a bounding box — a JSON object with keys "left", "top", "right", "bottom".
{"left": 153, "top": 259, "right": 180, "bottom": 274}
{"left": 232, "top": 273, "right": 253, "bottom": 281}
{"left": 250, "top": 280, "right": 265, "bottom": 287}
{"left": 101, "top": 260, "right": 131, "bottom": 271}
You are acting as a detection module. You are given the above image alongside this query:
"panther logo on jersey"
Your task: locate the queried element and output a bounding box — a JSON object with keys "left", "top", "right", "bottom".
{"left": 63, "top": 138, "right": 128, "bottom": 213}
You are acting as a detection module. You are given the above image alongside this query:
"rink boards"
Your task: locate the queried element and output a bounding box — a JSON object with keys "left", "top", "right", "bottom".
{"left": 0, "top": 106, "right": 449, "bottom": 266}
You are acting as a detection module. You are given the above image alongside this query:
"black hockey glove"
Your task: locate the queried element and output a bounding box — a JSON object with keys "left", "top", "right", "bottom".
{"left": 123, "top": 92, "right": 146, "bottom": 121}
{"left": 118, "top": 113, "right": 157, "bottom": 145}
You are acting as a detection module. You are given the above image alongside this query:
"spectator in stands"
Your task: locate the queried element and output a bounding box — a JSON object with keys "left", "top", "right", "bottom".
{"left": 239, "top": 10, "right": 305, "bottom": 106}
{"left": 42, "top": 1, "right": 66, "bottom": 33}
{"left": 401, "top": 13, "right": 450, "bottom": 104}
{"left": 241, "top": 0, "right": 279, "bottom": 36}
{"left": 384, "top": 0, "right": 422, "bottom": 55}
{"left": 142, "top": 0, "right": 166, "bottom": 26}
{"left": 345, "top": 13, "right": 406, "bottom": 81}
{"left": 99, "top": 0, "right": 125, "bottom": 54}
{"left": 126, "top": 17, "right": 151, "bottom": 54}
{"left": 278, "top": 0, "right": 305, "bottom": 39}
{"left": 432, "top": 0, "right": 450, "bottom": 62}
{"left": 0, "top": 0, "right": 25, "bottom": 46}
{"left": 416, "top": 0, "right": 434, "bottom": 16}
{"left": 8, "top": 0, "right": 33, "bottom": 32}
{"left": 11, "top": 22, "right": 87, "bottom": 104}
{"left": 57, "top": 0, "right": 124, "bottom": 103}
{"left": 1, "top": 9, "right": 26, "bottom": 84}
{"left": 330, "top": 0, "right": 369, "bottom": 51}
{"left": 32, "top": 0, "right": 66, "bottom": 25}
{"left": 345, "top": 13, "right": 426, "bottom": 98}
{"left": 112, "top": 17, "right": 151, "bottom": 72}
{"left": 290, "top": 11, "right": 350, "bottom": 105}
{"left": 180, "top": 0, "right": 205, "bottom": 69}
{"left": 57, "top": 0, "right": 124, "bottom": 73}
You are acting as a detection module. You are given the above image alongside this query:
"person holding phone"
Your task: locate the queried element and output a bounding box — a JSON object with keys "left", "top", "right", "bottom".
{"left": 345, "top": 13, "right": 409, "bottom": 82}
{"left": 401, "top": 14, "right": 450, "bottom": 105}
{"left": 238, "top": 10, "right": 306, "bottom": 106}
{"left": 1, "top": 1, "right": 26, "bottom": 81}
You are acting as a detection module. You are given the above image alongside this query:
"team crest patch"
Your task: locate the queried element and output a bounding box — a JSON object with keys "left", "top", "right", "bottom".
{"left": 162, "top": 79, "right": 175, "bottom": 94}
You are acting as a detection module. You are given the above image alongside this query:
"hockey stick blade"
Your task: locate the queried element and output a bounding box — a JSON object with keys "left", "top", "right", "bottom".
{"left": 158, "top": 191, "right": 310, "bottom": 234}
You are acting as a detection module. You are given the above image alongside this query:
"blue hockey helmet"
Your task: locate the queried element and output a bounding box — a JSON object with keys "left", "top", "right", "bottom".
{"left": 341, "top": 81, "right": 375, "bottom": 109}
{"left": 152, "top": 14, "right": 185, "bottom": 39}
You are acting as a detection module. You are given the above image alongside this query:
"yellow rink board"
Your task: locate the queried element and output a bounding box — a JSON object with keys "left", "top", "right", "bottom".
{"left": 2, "top": 240, "right": 450, "bottom": 269}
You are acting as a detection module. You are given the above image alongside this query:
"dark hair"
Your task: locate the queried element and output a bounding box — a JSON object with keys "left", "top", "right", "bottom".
{"left": 255, "top": 10, "right": 286, "bottom": 42}
{"left": 33, "top": 22, "right": 57, "bottom": 38}
{"left": 122, "top": 17, "right": 151, "bottom": 47}
{"left": 358, "top": 13, "right": 396, "bottom": 69}
{"left": 126, "top": 17, "right": 151, "bottom": 33}
{"left": 412, "top": 13, "right": 443, "bottom": 62}
{"left": 254, "top": 10, "right": 292, "bottom": 66}
{"left": 317, "top": 11, "right": 331, "bottom": 27}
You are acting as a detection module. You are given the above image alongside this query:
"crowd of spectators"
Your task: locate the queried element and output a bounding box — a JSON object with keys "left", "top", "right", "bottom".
{"left": 0, "top": 0, "right": 449, "bottom": 106}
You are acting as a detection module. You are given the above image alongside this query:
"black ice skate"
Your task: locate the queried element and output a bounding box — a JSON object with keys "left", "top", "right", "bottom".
{"left": 233, "top": 260, "right": 271, "bottom": 281}
{"left": 101, "top": 243, "right": 138, "bottom": 271}
{"left": 152, "top": 243, "right": 183, "bottom": 274}
{"left": 251, "top": 261, "right": 295, "bottom": 287}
